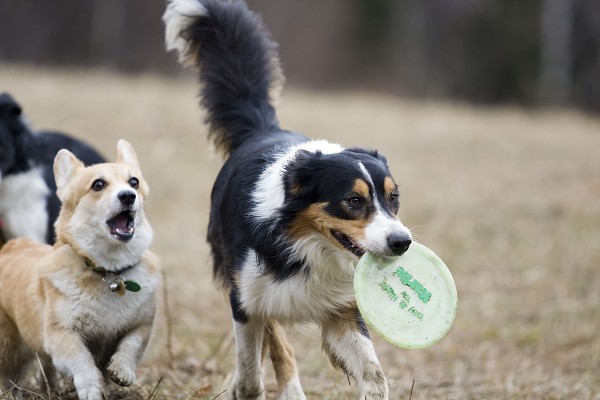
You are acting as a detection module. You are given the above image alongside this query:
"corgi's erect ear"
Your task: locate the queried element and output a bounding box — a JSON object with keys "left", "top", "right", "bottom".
{"left": 116, "top": 140, "right": 140, "bottom": 170}
{"left": 54, "top": 149, "right": 84, "bottom": 201}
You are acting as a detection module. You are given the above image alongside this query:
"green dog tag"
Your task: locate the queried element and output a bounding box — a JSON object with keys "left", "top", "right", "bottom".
{"left": 354, "top": 242, "right": 458, "bottom": 349}
{"left": 125, "top": 280, "right": 141, "bottom": 292}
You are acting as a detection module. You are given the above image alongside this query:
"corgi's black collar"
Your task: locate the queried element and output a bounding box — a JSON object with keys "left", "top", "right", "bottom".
{"left": 84, "top": 257, "right": 139, "bottom": 276}
{"left": 84, "top": 257, "right": 142, "bottom": 295}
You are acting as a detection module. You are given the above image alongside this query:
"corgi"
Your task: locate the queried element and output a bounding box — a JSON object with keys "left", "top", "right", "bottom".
{"left": 164, "top": 1, "right": 412, "bottom": 399}
{"left": 0, "top": 140, "right": 159, "bottom": 400}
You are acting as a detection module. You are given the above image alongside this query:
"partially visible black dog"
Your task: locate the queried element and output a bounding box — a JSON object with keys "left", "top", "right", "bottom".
{"left": 0, "top": 93, "right": 105, "bottom": 244}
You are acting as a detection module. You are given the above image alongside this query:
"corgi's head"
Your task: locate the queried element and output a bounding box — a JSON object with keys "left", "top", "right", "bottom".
{"left": 53, "top": 140, "right": 153, "bottom": 270}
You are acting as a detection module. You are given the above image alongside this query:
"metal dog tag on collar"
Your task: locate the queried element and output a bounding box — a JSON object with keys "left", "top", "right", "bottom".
{"left": 108, "top": 276, "right": 141, "bottom": 296}
{"left": 109, "top": 276, "right": 127, "bottom": 296}
{"left": 354, "top": 242, "right": 458, "bottom": 349}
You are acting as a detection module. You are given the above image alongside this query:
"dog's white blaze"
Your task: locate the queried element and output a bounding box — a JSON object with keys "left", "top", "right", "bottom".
{"left": 163, "top": 0, "right": 209, "bottom": 68}
{"left": 0, "top": 168, "right": 49, "bottom": 243}
{"left": 251, "top": 140, "right": 343, "bottom": 221}
{"left": 361, "top": 213, "right": 411, "bottom": 255}
{"left": 239, "top": 242, "right": 355, "bottom": 323}
{"left": 357, "top": 161, "right": 412, "bottom": 255}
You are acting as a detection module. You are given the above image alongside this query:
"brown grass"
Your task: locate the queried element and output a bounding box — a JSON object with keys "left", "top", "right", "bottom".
{"left": 1, "top": 63, "right": 599, "bottom": 399}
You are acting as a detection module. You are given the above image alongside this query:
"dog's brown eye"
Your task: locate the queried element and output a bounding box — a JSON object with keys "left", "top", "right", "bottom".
{"left": 91, "top": 179, "right": 106, "bottom": 192}
{"left": 390, "top": 191, "right": 399, "bottom": 203}
{"left": 129, "top": 177, "right": 139, "bottom": 189}
{"left": 348, "top": 197, "right": 362, "bottom": 207}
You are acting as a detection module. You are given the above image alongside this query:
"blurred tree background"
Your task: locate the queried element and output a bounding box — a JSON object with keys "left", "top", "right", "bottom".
{"left": 1, "top": 0, "right": 599, "bottom": 112}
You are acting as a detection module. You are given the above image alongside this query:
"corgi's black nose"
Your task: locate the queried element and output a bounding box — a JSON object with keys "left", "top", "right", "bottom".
{"left": 118, "top": 190, "right": 136, "bottom": 206}
{"left": 387, "top": 233, "right": 411, "bottom": 255}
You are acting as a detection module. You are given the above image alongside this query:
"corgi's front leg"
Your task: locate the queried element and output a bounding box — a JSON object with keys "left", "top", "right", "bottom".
{"left": 45, "top": 327, "right": 105, "bottom": 400}
{"left": 107, "top": 317, "right": 155, "bottom": 387}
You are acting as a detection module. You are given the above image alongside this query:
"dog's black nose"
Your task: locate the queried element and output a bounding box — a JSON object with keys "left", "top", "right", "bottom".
{"left": 118, "top": 190, "right": 136, "bottom": 206}
{"left": 387, "top": 233, "right": 411, "bottom": 255}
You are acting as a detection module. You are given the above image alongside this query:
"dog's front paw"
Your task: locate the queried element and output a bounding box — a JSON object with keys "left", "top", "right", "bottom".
{"left": 277, "top": 378, "right": 306, "bottom": 400}
{"left": 359, "top": 366, "right": 388, "bottom": 400}
{"left": 77, "top": 387, "right": 105, "bottom": 400}
{"left": 107, "top": 361, "right": 136, "bottom": 387}
{"left": 232, "top": 382, "right": 265, "bottom": 400}
{"left": 73, "top": 380, "right": 105, "bottom": 400}
{"left": 73, "top": 371, "right": 105, "bottom": 400}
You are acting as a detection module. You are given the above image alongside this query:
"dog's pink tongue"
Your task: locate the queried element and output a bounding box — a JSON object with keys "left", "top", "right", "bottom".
{"left": 113, "top": 213, "right": 130, "bottom": 231}
{"left": 109, "top": 212, "right": 133, "bottom": 234}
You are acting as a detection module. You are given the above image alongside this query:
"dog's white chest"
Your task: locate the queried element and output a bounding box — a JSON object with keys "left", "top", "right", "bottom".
{"left": 239, "top": 249, "right": 356, "bottom": 323}
{"left": 0, "top": 168, "right": 49, "bottom": 243}
{"left": 50, "top": 268, "right": 157, "bottom": 335}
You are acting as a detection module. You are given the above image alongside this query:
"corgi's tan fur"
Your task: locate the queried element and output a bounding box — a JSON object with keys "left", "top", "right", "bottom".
{"left": 0, "top": 140, "right": 159, "bottom": 400}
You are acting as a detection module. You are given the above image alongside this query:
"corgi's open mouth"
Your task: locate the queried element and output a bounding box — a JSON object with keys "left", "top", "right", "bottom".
{"left": 106, "top": 211, "right": 135, "bottom": 241}
{"left": 331, "top": 230, "right": 365, "bottom": 258}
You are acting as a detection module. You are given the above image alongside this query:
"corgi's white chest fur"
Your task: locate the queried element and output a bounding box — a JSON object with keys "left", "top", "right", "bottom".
{"left": 49, "top": 265, "right": 157, "bottom": 335}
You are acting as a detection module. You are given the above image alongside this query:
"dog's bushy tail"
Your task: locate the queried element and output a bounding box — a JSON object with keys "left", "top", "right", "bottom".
{"left": 164, "top": 0, "right": 282, "bottom": 156}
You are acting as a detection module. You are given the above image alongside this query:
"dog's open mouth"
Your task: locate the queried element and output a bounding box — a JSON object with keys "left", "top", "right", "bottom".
{"left": 106, "top": 211, "right": 135, "bottom": 241}
{"left": 331, "top": 230, "right": 365, "bottom": 258}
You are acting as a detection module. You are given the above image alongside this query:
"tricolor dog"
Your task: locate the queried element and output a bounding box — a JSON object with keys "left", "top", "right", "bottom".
{"left": 164, "top": 0, "right": 412, "bottom": 399}
{"left": 0, "top": 140, "right": 158, "bottom": 400}
{"left": 0, "top": 92, "right": 105, "bottom": 244}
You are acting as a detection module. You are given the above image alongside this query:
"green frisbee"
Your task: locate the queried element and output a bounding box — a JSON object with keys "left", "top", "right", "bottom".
{"left": 354, "top": 242, "right": 458, "bottom": 349}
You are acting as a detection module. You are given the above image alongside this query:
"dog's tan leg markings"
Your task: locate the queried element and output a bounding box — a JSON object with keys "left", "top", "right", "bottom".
{"left": 265, "top": 321, "right": 306, "bottom": 400}
{"left": 321, "top": 307, "right": 388, "bottom": 400}
{"left": 107, "top": 321, "right": 154, "bottom": 387}
{"left": 44, "top": 327, "right": 105, "bottom": 400}
{"left": 232, "top": 319, "right": 265, "bottom": 400}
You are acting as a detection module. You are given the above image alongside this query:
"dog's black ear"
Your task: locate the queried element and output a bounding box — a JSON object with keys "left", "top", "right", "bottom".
{"left": 0, "top": 93, "right": 26, "bottom": 135}
{"left": 0, "top": 93, "right": 23, "bottom": 119}
{"left": 284, "top": 149, "right": 322, "bottom": 198}
{"left": 345, "top": 147, "right": 388, "bottom": 166}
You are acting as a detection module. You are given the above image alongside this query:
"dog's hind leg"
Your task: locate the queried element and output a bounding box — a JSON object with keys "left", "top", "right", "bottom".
{"left": 0, "top": 311, "right": 31, "bottom": 393}
{"left": 321, "top": 307, "right": 388, "bottom": 400}
{"left": 264, "top": 321, "right": 306, "bottom": 400}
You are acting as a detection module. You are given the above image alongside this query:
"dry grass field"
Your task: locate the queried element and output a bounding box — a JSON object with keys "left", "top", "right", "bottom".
{"left": 1, "top": 63, "right": 599, "bottom": 399}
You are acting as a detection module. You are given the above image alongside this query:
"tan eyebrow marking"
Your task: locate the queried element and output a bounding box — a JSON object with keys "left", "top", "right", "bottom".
{"left": 384, "top": 176, "right": 396, "bottom": 195}
{"left": 353, "top": 179, "right": 370, "bottom": 199}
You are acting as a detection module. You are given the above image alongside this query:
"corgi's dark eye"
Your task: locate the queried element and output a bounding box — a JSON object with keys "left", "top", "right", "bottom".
{"left": 129, "top": 177, "right": 139, "bottom": 189}
{"left": 91, "top": 179, "right": 106, "bottom": 192}
{"left": 390, "top": 191, "right": 399, "bottom": 203}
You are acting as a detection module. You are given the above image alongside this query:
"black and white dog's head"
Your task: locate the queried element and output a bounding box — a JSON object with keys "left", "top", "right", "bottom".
{"left": 250, "top": 140, "right": 413, "bottom": 272}
{"left": 281, "top": 146, "right": 412, "bottom": 260}
{"left": 0, "top": 93, "right": 29, "bottom": 183}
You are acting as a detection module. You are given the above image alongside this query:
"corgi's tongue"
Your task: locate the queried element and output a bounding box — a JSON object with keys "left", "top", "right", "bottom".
{"left": 107, "top": 211, "right": 135, "bottom": 241}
